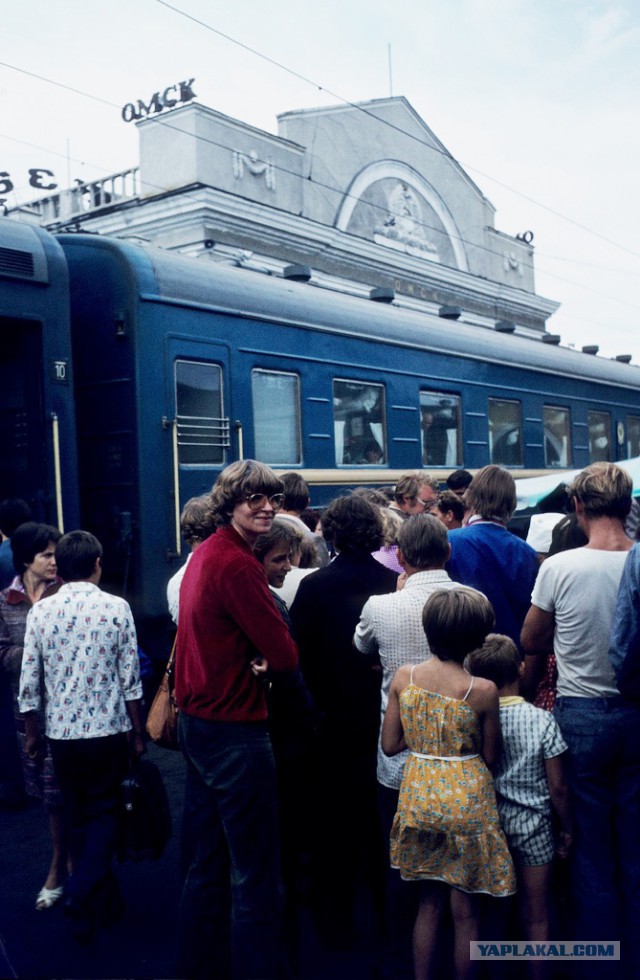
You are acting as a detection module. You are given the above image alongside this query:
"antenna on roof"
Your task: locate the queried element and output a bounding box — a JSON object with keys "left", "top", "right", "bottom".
{"left": 388, "top": 44, "right": 393, "bottom": 97}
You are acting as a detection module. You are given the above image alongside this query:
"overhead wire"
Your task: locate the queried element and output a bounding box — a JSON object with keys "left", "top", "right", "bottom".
{"left": 0, "top": 60, "right": 546, "bottom": 286}
{"left": 155, "top": 0, "right": 640, "bottom": 263}
{"left": 1, "top": 30, "right": 639, "bottom": 333}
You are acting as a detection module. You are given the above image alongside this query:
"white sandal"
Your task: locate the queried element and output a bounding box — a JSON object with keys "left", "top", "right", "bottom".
{"left": 35, "top": 885, "right": 64, "bottom": 910}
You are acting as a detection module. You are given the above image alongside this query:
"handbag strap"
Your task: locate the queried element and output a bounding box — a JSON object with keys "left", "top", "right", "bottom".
{"left": 165, "top": 634, "right": 178, "bottom": 680}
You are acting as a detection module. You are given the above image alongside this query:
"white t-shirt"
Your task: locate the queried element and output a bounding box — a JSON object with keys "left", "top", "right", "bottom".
{"left": 274, "top": 566, "right": 318, "bottom": 609}
{"left": 531, "top": 547, "right": 627, "bottom": 698}
{"left": 167, "top": 553, "right": 192, "bottom": 625}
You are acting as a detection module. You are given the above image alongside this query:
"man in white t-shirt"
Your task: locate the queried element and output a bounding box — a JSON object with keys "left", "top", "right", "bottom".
{"left": 521, "top": 463, "right": 639, "bottom": 966}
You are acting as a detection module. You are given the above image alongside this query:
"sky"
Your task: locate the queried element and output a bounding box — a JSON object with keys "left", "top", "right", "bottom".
{"left": 2, "top": 0, "right": 639, "bottom": 361}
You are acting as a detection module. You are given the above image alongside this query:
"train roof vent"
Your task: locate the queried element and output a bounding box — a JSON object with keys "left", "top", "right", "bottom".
{"left": 439, "top": 305, "right": 462, "bottom": 320}
{"left": 369, "top": 287, "right": 395, "bottom": 303}
{"left": 282, "top": 263, "right": 311, "bottom": 282}
{"left": 0, "top": 246, "right": 35, "bottom": 278}
{"left": 616, "top": 354, "right": 632, "bottom": 363}
{"left": 582, "top": 345, "right": 599, "bottom": 355}
{"left": 542, "top": 334, "right": 561, "bottom": 345}
{"left": 495, "top": 320, "right": 515, "bottom": 333}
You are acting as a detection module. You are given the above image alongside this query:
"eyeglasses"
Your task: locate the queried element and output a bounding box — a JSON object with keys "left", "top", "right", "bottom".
{"left": 244, "top": 493, "right": 285, "bottom": 511}
{"left": 415, "top": 496, "right": 437, "bottom": 509}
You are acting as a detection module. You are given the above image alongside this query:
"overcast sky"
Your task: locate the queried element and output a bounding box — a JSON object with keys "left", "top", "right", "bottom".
{"left": 2, "top": 0, "right": 639, "bottom": 361}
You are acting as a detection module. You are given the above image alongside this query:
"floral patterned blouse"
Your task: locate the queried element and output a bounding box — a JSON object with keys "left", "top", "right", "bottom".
{"left": 18, "top": 581, "right": 142, "bottom": 740}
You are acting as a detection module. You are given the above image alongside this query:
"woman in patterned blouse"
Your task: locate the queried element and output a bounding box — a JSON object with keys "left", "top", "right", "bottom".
{"left": 0, "top": 522, "right": 68, "bottom": 910}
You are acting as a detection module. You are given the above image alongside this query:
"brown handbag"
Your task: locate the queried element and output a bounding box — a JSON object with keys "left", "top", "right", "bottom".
{"left": 145, "top": 637, "right": 180, "bottom": 750}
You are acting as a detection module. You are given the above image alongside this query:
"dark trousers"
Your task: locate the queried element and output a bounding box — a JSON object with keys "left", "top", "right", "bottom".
{"left": 377, "top": 782, "right": 419, "bottom": 978}
{"left": 0, "top": 670, "right": 23, "bottom": 803}
{"left": 176, "top": 713, "right": 285, "bottom": 980}
{"left": 48, "top": 734, "right": 128, "bottom": 909}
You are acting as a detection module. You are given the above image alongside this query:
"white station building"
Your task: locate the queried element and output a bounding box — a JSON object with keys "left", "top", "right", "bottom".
{"left": 8, "top": 94, "right": 559, "bottom": 337}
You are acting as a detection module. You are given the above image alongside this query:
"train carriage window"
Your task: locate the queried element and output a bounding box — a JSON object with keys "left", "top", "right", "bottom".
{"left": 588, "top": 411, "right": 611, "bottom": 462}
{"left": 420, "top": 391, "right": 461, "bottom": 467}
{"left": 543, "top": 406, "right": 572, "bottom": 468}
{"left": 252, "top": 369, "right": 301, "bottom": 465}
{"left": 627, "top": 416, "right": 640, "bottom": 458}
{"left": 488, "top": 398, "right": 523, "bottom": 466}
{"left": 333, "top": 380, "right": 386, "bottom": 465}
{"left": 175, "top": 360, "right": 228, "bottom": 465}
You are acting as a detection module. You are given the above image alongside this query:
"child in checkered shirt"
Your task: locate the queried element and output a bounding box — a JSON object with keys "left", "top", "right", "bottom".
{"left": 468, "top": 635, "right": 573, "bottom": 950}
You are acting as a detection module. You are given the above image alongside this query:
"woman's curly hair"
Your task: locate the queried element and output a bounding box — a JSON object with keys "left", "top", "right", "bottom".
{"left": 321, "top": 494, "right": 384, "bottom": 553}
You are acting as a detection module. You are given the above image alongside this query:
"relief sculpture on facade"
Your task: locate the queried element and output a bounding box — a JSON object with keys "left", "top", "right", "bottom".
{"left": 504, "top": 250, "right": 525, "bottom": 277}
{"left": 373, "top": 181, "right": 439, "bottom": 260}
{"left": 232, "top": 150, "right": 277, "bottom": 190}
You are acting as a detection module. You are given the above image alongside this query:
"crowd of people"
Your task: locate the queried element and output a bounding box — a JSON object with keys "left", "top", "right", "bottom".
{"left": 0, "top": 459, "right": 639, "bottom": 979}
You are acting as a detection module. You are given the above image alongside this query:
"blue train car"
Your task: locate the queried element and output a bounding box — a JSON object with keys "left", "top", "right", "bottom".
{"left": 0, "top": 221, "right": 79, "bottom": 530}
{"left": 58, "top": 233, "right": 640, "bottom": 645}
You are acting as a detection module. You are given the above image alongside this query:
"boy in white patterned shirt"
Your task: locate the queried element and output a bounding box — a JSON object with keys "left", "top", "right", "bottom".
{"left": 468, "top": 635, "right": 572, "bottom": 957}
{"left": 19, "top": 530, "right": 144, "bottom": 941}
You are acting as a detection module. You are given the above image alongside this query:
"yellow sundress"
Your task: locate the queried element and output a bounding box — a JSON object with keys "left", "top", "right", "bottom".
{"left": 390, "top": 671, "right": 516, "bottom": 896}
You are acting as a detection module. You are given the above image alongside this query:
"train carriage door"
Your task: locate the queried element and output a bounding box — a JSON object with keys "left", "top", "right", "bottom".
{"left": 0, "top": 320, "right": 45, "bottom": 508}
{"left": 164, "top": 340, "right": 232, "bottom": 557}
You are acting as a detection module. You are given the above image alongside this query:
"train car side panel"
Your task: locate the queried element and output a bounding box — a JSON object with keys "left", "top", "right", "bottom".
{"left": 0, "top": 222, "right": 79, "bottom": 530}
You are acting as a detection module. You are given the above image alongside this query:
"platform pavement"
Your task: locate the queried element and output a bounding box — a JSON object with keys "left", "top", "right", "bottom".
{"left": 0, "top": 743, "right": 379, "bottom": 980}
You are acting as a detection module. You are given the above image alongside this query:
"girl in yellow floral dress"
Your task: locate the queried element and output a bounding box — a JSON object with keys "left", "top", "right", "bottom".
{"left": 381, "top": 588, "right": 515, "bottom": 980}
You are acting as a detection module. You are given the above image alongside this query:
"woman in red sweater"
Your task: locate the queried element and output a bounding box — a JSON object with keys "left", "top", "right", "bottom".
{"left": 175, "top": 459, "right": 298, "bottom": 980}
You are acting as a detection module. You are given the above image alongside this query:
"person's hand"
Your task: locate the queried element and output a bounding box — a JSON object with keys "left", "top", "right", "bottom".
{"left": 128, "top": 730, "right": 146, "bottom": 758}
{"left": 396, "top": 572, "right": 408, "bottom": 592}
{"left": 250, "top": 657, "right": 269, "bottom": 677}
{"left": 25, "top": 731, "right": 44, "bottom": 760}
{"left": 556, "top": 831, "right": 573, "bottom": 859}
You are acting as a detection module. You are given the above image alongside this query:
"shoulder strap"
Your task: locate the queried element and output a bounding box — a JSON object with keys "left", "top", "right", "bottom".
{"left": 462, "top": 672, "right": 474, "bottom": 701}
{"left": 166, "top": 634, "right": 177, "bottom": 673}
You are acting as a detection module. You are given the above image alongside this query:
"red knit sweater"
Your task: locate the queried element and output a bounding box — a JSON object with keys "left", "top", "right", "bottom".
{"left": 174, "top": 525, "right": 298, "bottom": 722}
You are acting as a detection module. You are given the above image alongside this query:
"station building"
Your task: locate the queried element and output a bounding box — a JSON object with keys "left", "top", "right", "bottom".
{"left": 8, "top": 95, "right": 558, "bottom": 337}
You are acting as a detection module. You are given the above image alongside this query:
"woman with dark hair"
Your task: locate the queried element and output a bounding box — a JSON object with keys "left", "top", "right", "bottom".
{"left": 290, "top": 494, "right": 398, "bottom": 942}
{"left": 0, "top": 522, "right": 69, "bottom": 910}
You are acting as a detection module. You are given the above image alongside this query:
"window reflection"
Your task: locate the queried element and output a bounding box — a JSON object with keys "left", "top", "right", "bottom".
{"left": 627, "top": 416, "right": 640, "bottom": 459}
{"left": 543, "top": 406, "right": 571, "bottom": 468}
{"left": 588, "top": 411, "right": 611, "bottom": 462}
{"left": 333, "top": 380, "right": 386, "bottom": 465}
{"left": 420, "top": 392, "right": 461, "bottom": 466}
{"left": 175, "top": 360, "right": 227, "bottom": 465}
{"left": 489, "top": 399, "right": 522, "bottom": 466}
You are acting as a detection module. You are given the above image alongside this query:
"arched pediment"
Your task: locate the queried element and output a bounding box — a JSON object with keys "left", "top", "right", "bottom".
{"left": 336, "top": 161, "right": 468, "bottom": 272}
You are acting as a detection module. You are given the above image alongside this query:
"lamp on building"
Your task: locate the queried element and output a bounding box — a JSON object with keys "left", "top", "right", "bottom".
{"left": 542, "top": 334, "right": 561, "bottom": 345}
{"left": 369, "top": 287, "right": 395, "bottom": 303}
{"left": 439, "top": 305, "right": 462, "bottom": 320}
{"left": 582, "top": 345, "right": 599, "bottom": 355}
{"left": 616, "top": 354, "right": 632, "bottom": 363}
{"left": 495, "top": 320, "right": 515, "bottom": 333}
{"left": 283, "top": 264, "right": 312, "bottom": 282}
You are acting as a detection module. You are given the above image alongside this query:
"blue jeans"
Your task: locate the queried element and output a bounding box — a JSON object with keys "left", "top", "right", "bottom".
{"left": 176, "top": 713, "right": 285, "bottom": 980}
{"left": 554, "top": 696, "right": 640, "bottom": 976}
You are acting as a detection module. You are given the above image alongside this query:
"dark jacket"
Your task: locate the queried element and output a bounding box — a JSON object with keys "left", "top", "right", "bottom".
{"left": 290, "top": 551, "right": 397, "bottom": 747}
